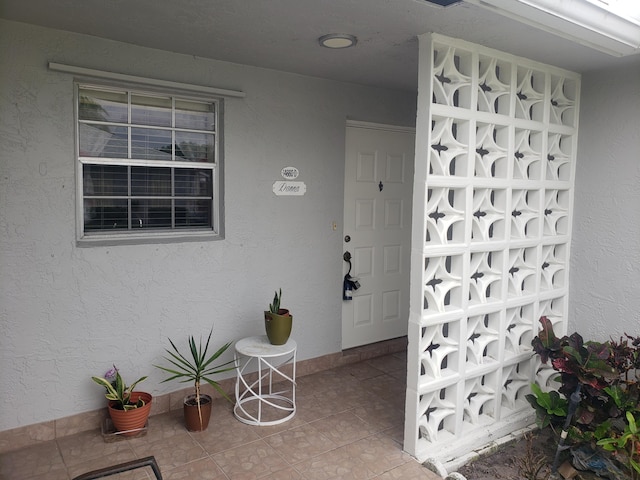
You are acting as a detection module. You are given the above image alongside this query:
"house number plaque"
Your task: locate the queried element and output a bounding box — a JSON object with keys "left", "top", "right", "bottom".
{"left": 281, "top": 166, "right": 299, "bottom": 179}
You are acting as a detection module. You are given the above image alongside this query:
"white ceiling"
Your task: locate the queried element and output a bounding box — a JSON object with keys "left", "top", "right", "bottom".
{"left": 1, "top": 0, "right": 639, "bottom": 92}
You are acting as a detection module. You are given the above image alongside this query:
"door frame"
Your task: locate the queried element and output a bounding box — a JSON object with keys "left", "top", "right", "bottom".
{"left": 345, "top": 120, "right": 416, "bottom": 135}
{"left": 342, "top": 120, "right": 416, "bottom": 349}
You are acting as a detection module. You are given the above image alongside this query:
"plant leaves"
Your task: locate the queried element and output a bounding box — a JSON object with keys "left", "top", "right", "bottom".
{"left": 627, "top": 411, "right": 638, "bottom": 435}
{"left": 155, "top": 328, "right": 233, "bottom": 403}
{"left": 532, "top": 316, "right": 562, "bottom": 363}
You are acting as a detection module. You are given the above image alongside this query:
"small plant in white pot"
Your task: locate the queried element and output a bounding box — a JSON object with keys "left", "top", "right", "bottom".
{"left": 155, "top": 328, "right": 234, "bottom": 431}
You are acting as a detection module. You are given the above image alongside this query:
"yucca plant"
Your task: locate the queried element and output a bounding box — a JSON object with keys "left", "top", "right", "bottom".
{"left": 155, "top": 328, "right": 234, "bottom": 428}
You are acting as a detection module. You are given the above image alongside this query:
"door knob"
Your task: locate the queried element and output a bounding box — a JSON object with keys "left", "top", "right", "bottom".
{"left": 343, "top": 251, "right": 352, "bottom": 262}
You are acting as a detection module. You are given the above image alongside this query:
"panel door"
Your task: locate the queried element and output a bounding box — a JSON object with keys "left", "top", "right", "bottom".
{"left": 342, "top": 124, "right": 415, "bottom": 349}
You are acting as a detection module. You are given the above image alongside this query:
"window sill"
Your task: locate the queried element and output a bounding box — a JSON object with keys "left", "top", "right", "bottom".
{"left": 77, "top": 230, "right": 222, "bottom": 247}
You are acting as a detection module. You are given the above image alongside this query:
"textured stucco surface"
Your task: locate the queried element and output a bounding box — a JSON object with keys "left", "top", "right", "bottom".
{"left": 0, "top": 19, "right": 416, "bottom": 431}
{"left": 570, "top": 62, "right": 640, "bottom": 340}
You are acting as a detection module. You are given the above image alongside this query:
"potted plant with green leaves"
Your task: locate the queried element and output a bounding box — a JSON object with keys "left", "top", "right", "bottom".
{"left": 92, "top": 366, "right": 151, "bottom": 436}
{"left": 155, "top": 328, "right": 235, "bottom": 431}
{"left": 264, "top": 288, "right": 293, "bottom": 345}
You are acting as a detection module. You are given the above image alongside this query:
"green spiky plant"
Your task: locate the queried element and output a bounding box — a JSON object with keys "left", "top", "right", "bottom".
{"left": 155, "top": 328, "right": 234, "bottom": 429}
{"left": 269, "top": 288, "right": 282, "bottom": 314}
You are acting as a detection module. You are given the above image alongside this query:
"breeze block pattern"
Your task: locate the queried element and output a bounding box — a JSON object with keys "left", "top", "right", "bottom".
{"left": 404, "top": 34, "right": 580, "bottom": 464}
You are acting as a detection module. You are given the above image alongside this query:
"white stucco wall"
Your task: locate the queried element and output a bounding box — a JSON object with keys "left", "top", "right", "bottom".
{"left": 0, "top": 19, "right": 417, "bottom": 432}
{"left": 570, "top": 60, "right": 640, "bottom": 340}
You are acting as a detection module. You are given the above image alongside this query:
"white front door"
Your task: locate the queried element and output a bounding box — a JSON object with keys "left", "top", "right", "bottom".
{"left": 342, "top": 122, "right": 415, "bottom": 349}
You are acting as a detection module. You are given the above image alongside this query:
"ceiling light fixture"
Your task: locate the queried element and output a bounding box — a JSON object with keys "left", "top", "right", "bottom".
{"left": 318, "top": 34, "right": 358, "bottom": 49}
{"left": 421, "top": 0, "right": 463, "bottom": 6}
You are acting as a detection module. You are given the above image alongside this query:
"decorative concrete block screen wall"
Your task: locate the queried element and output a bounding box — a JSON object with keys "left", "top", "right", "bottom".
{"left": 404, "top": 33, "right": 580, "bottom": 464}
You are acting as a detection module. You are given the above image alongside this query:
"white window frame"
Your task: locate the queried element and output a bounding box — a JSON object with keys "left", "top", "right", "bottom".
{"left": 75, "top": 82, "right": 224, "bottom": 246}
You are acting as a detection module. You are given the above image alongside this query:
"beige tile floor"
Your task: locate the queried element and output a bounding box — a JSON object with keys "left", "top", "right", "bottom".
{"left": 0, "top": 351, "right": 441, "bottom": 480}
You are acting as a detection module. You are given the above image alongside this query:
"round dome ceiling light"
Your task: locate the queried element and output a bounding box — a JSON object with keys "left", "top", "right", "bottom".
{"left": 318, "top": 33, "right": 358, "bottom": 49}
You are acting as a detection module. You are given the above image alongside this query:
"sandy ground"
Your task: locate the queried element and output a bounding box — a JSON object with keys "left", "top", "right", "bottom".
{"left": 456, "top": 428, "right": 610, "bottom": 480}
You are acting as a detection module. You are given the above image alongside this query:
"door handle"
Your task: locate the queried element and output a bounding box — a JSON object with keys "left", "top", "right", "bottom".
{"left": 343, "top": 251, "right": 352, "bottom": 276}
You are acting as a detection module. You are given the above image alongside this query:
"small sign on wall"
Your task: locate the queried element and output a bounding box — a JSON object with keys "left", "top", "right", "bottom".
{"left": 281, "top": 166, "right": 299, "bottom": 179}
{"left": 273, "top": 181, "right": 306, "bottom": 196}
{"left": 273, "top": 166, "right": 305, "bottom": 196}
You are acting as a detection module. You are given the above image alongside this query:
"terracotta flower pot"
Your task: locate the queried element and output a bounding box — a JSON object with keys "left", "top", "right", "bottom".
{"left": 183, "top": 394, "right": 212, "bottom": 431}
{"left": 108, "top": 391, "right": 152, "bottom": 436}
{"left": 264, "top": 309, "right": 293, "bottom": 345}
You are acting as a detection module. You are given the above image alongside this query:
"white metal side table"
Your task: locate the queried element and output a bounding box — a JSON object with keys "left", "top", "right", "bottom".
{"left": 233, "top": 335, "right": 297, "bottom": 426}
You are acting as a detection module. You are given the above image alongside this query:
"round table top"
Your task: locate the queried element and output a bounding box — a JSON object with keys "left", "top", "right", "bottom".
{"left": 235, "top": 335, "right": 297, "bottom": 357}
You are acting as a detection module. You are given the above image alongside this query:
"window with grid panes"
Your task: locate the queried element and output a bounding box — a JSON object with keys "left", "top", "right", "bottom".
{"left": 77, "top": 84, "right": 221, "bottom": 242}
